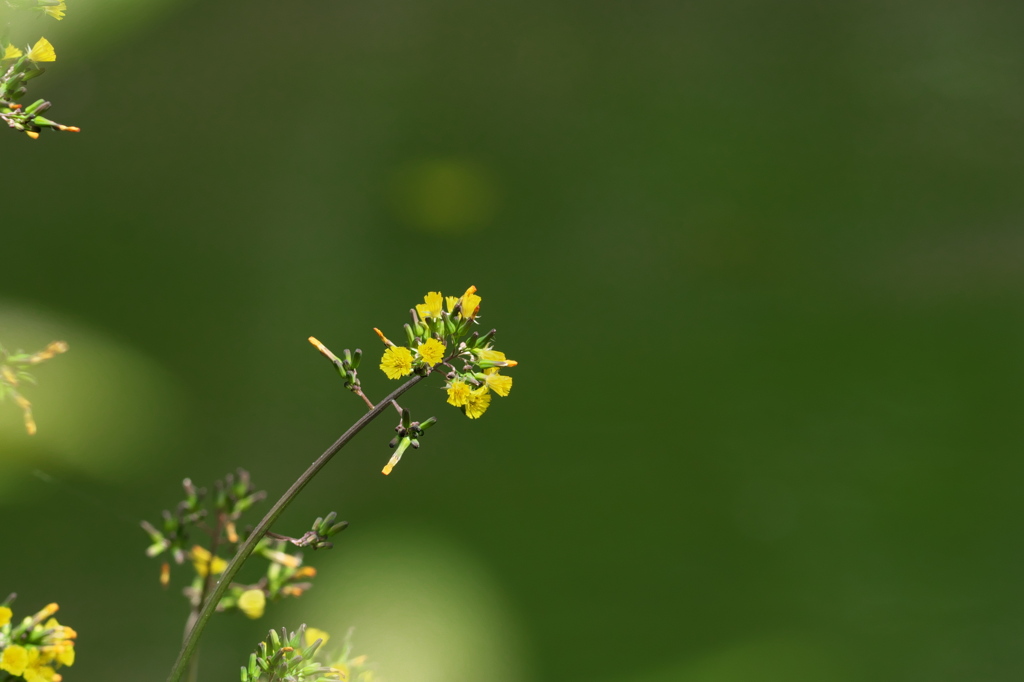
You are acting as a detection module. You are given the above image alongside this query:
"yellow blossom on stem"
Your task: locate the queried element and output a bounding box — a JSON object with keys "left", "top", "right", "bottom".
{"left": 379, "top": 346, "right": 414, "bottom": 379}
{"left": 305, "top": 627, "right": 330, "bottom": 648}
{"left": 0, "top": 605, "right": 11, "bottom": 627}
{"left": 29, "top": 341, "right": 68, "bottom": 365}
{"left": 27, "top": 37, "right": 56, "bottom": 62}
{"left": 446, "top": 379, "right": 471, "bottom": 407}
{"left": 3, "top": 44, "right": 22, "bottom": 59}
{"left": 23, "top": 653, "right": 56, "bottom": 682}
{"left": 417, "top": 338, "right": 445, "bottom": 366}
{"left": 464, "top": 386, "right": 491, "bottom": 419}
{"left": 458, "top": 285, "right": 482, "bottom": 320}
{"left": 483, "top": 370, "right": 513, "bottom": 397}
{"left": 237, "top": 589, "right": 266, "bottom": 619}
{"left": 30, "top": 603, "right": 59, "bottom": 626}
{"left": 293, "top": 566, "right": 317, "bottom": 579}
{"left": 1, "top": 644, "right": 29, "bottom": 676}
{"left": 415, "top": 291, "right": 444, "bottom": 320}
{"left": 478, "top": 349, "right": 517, "bottom": 367}
{"left": 44, "top": 2, "right": 66, "bottom": 20}
{"left": 262, "top": 549, "right": 300, "bottom": 568}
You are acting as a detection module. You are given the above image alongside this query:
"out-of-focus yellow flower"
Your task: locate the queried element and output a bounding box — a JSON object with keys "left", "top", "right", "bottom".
{"left": 379, "top": 346, "right": 413, "bottom": 379}
{"left": 30, "top": 603, "right": 59, "bottom": 625}
{"left": 261, "top": 549, "right": 299, "bottom": 568}
{"left": 293, "top": 566, "right": 317, "bottom": 579}
{"left": 1, "top": 644, "right": 29, "bottom": 676}
{"left": 22, "top": 651, "right": 57, "bottom": 682}
{"left": 29, "top": 341, "right": 68, "bottom": 365}
{"left": 464, "top": 386, "right": 491, "bottom": 419}
{"left": 189, "top": 545, "right": 227, "bottom": 578}
{"left": 415, "top": 291, "right": 444, "bottom": 320}
{"left": 237, "top": 589, "right": 266, "bottom": 619}
{"left": 43, "top": 617, "right": 77, "bottom": 643}
{"left": 27, "top": 37, "right": 56, "bottom": 62}
{"left": 304, "top": 627, "right": 330, "bottom": 648}
{"left": 3, "top": 44, "right": 22, "bottom": 59}
{"left": 0, "top": 605, "right": 12, "bottom": 627}
{"left": 417, "top": 338, "right": 445, "bottom": 366}
{"left": 44, "top": 2, "right": 66, "bottom": 20}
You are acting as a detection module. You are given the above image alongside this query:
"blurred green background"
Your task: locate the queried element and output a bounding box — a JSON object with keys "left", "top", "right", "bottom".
{"left": 2, "top": 0, "right": 1024, "bottom": 680}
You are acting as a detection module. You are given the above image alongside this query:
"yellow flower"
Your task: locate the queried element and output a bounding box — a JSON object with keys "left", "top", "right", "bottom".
{"left": 445, "top": 295, "right": 460, "bottom": 313}
{"left": 261, "top": 549, "right": 299, "bottom": 568}
{"left": 458, "top": 285, "right": 481, "bottom": 320}
{"left": 3, "top": 45, "right": 22, "bottom": 59}
{"left": 379, "top": 346, "right": 414, "bottom": 379}
{"left": 43, "top": 618, "right": 77, "bottom": 643}
{"left": 415, "top": 291, "right": 444, "bottom": 320}
{"left": 1, "top": 645, "right": 29, "bottom": 676}
{"left": 446, "top": 379, "right": 471, "bottom": 407}
{"left": 237, "top": 589, "right": 266, "bottom": 619}
{"left": 0, "top": 606, "right": 11, "bottom": 627}
{"left": 55, "top": 644, "right": 74, "bottom": 667}
{"left": 417, "top": 338, "right": 445, "bottom": 366}
{"left": 478, "top": 349, "right": 517, "bottom": 367}
{"left": 483, "top": 370, "right": 512, "bottom": 397}
{"left": 305, "top": 627, "right": 330, "bottom": 648}
{"left": 464, "top": 386, "right": 491, "bottom": 419}
{"left": 44, "top": 2, "right": 66, "bottom": 20}
{"left": 22, "top": 657, "right": 57, "bottom": 682}
{"left": 189, "top": 545, "right": 227, "bottom": 578}
{"left": 27, "top": 38, "right": 56, "bottom": 62}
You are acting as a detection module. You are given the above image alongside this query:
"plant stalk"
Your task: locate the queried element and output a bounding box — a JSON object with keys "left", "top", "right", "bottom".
{"left": 166, "top": 374, "right": 425, "bottom": 682}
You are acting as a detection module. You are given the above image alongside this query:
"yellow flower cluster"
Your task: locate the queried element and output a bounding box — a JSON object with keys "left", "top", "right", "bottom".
{"left": 445, "top": 348, "right": 515, "bottom": 419}
{"left": 376, "top": 333, "right": 448, "bottom": 379}
{"left": 0, "top": 603, "right": 77, "bottom": 682}
{"left": 376, "top": 287, "right": 517, "bottom": 419}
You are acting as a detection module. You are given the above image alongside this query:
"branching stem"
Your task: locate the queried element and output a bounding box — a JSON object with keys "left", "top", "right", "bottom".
{"left": 165, "top": 374, "right": 425, "bottom": 682}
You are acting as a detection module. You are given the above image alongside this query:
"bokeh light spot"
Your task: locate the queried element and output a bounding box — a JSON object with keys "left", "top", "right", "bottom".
{"left": 392, "top": 158, "right": 499, "bottom": 236}
{"left": 286, "top": 523, "right": 527, "bottom": 682}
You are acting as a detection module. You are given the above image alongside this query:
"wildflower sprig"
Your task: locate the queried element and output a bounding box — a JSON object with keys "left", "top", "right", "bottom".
{"left": 0, "top": 0, "right": 78, "bottom": 138}
{"left": 0, "top": 340, "right": 67, "bottom": 435}
{"left": 241, "top": 625, "right": 374, "bottom": 682}
{"left": 384, "top": 286, "right": 517, "bottom": 421}
{"left": 168, "top": 288, "right": 515, "bottom": 682}
{"left": 314, "top": 286, "right": 516, "bottom": 474}
{"left": 142, "top": 470, "right": 335, "bottom": 623}
{"left": 0, "top": 596, "right": 77, "bottom": 682}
